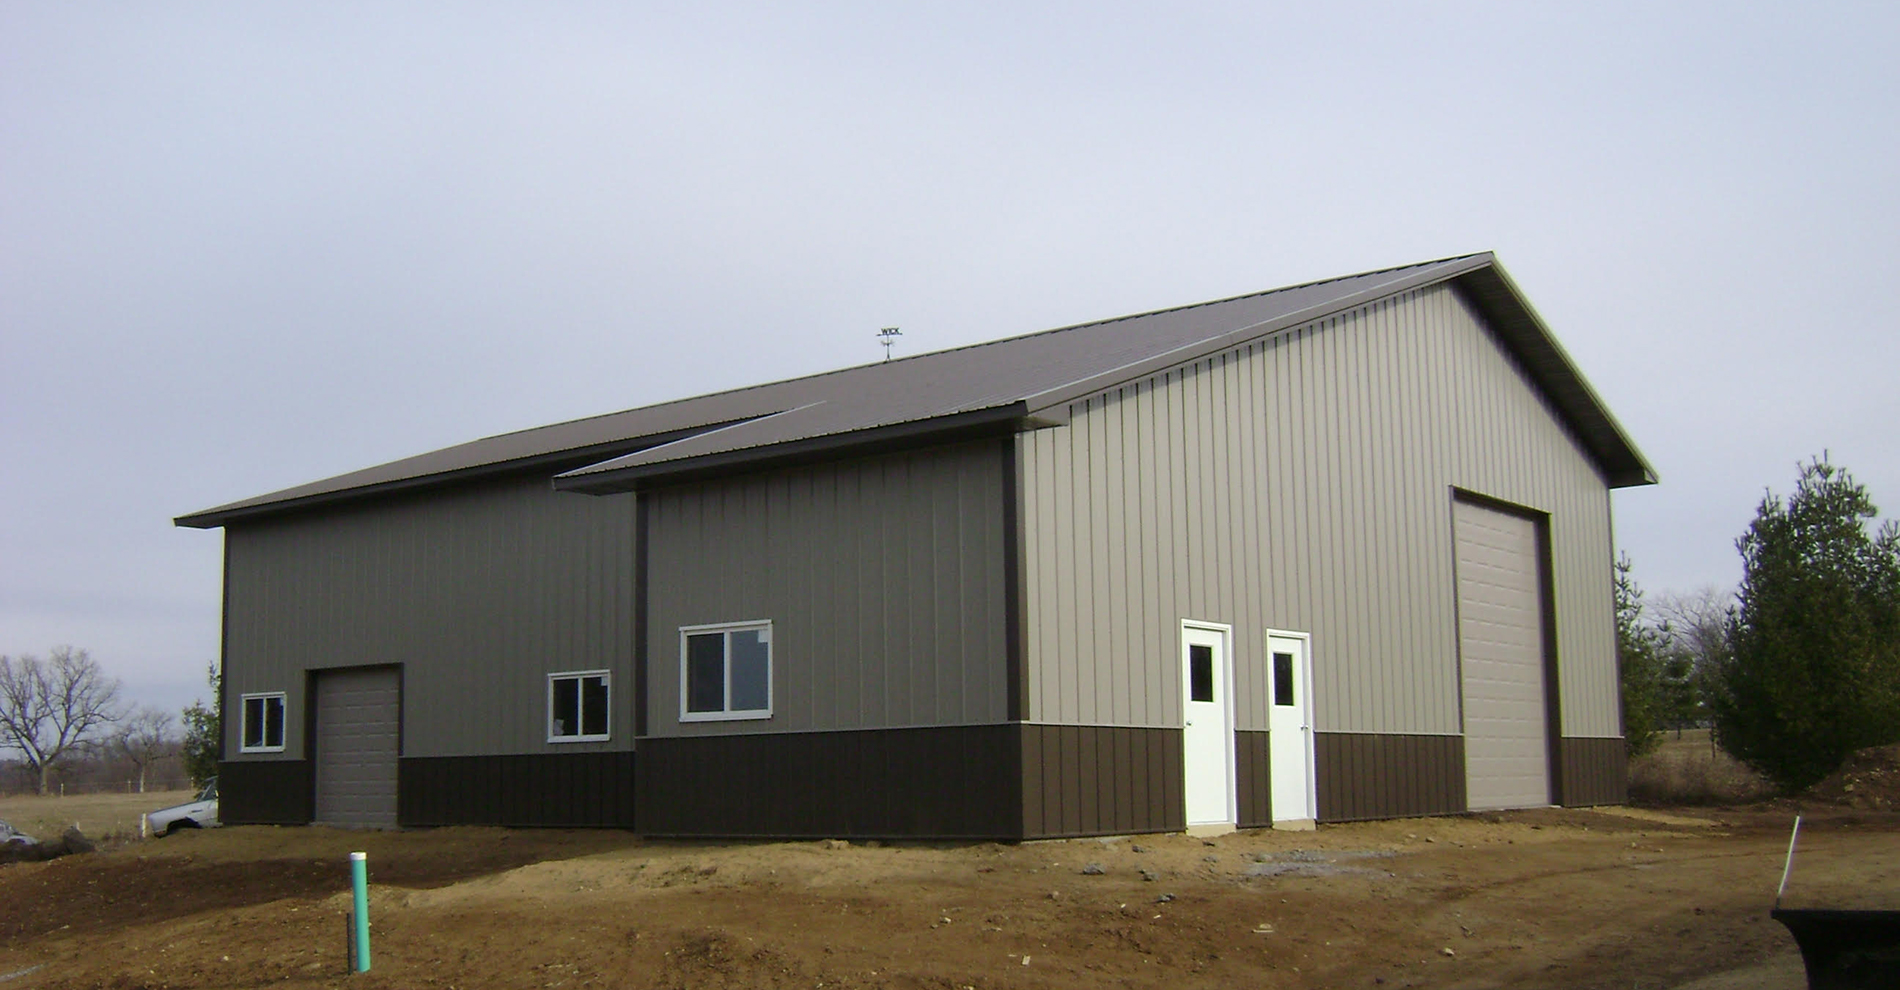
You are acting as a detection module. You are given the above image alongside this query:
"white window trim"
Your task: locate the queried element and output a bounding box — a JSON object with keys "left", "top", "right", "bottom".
{"left": 239, "top": 691, "right": 287, "bottom": 754}
{"left": 678, "top": 619, "right": 774, "bottom": 723}
{"left": 546, "top": 669, "right": 612, "bottom": 743}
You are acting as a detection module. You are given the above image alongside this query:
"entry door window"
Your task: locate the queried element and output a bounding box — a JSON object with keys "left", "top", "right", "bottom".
{"left": 1273, "top": 652, "right": 1296, "bottom": 706}
{"left": 1190, "top": 645, "right": 1216, "bottom": 702}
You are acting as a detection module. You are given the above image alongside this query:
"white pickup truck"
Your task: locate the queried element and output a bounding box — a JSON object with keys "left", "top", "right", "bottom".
{"left": 0, "top": 819, "right": 37, "bottom": 848}
{"left": 148, "top": 778, "right": 220, "bottom": 835}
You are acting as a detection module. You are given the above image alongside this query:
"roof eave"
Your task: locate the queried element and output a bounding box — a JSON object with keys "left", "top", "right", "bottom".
{"left": 173, "top": 421, "right": 740, "bottom": 529}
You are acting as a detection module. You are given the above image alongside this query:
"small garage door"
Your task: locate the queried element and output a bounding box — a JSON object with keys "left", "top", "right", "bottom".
{"left": 1453, "top": 500, "right": 1551, "bottom": 811}
{"left": 313, "top": 666, "right": 400, "bottom": 828}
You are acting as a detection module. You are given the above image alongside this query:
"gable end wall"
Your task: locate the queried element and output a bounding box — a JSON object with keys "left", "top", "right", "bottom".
{"left": 1018, "top": 282, "right": 1620, "bottom": 740}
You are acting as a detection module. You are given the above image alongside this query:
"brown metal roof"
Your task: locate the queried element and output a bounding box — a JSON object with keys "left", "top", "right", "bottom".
{"left": 175, "top": 253, "right": 1653, "bottom": 528}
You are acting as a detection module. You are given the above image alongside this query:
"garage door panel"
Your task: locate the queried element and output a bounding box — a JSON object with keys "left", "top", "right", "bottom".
{"left": 1453, "top": 501, "right": 1550, "bottom": 811}
{"left": 314, "top": 667, "right": 400, "bottom": 828}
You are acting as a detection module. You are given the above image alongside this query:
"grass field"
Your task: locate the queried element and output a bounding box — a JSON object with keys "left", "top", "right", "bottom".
{"left": 1629, "top": 727, "right": 1775, "bottom": 805}
{"left": 0, "top": 787, "right": 196, "bottom": 843}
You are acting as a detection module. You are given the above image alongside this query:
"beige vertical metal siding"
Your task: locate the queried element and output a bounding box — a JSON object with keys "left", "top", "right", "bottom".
{"left": 223, "top": 475, "right": 638, "bottom": 760}
{"left": 1020, "top": 283, "right": 1619, "bottom": 738}
{"left": 644, "top": 439, "right": 1009, "bottom": 736}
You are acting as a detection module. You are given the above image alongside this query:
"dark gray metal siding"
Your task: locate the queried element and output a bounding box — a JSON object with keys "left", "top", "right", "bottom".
{"left": 643, "top": 439, "right": 1009, "bottom": 736}
{"left": 1234, "top": 730, "right": 1272, "bottom": 827}
{"left": 1018, "top": 724, "right": 1183, "bottom": 837}
{"left": 1315, "top": 732, "right": 1468, "bottom": 821}
{"left": 221, "top": 474, "right": 638, "bottom": 761}
{"left": 217, "top": 759, "right": 313, "bottom": 824}
{"left": 1018, "top": 283, "right": 1620, "bottom": 740}
{"left": 399, "top": 752, "right": 638, "bottom": 827}
{"left": 638, "top": 726, "right": 1019, "bottom": 838}
{"left": 1558, "top": 736, "right": 1629, "bottom": 806}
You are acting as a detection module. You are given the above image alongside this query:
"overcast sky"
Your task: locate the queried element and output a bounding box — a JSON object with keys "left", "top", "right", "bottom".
{"left": 4, "top": 2, "right": 1896, "bottom": 717}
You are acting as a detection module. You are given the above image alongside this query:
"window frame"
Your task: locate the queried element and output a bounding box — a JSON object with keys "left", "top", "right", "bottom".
{"left": 238, "top": 692, "right": 287, "bottom": 754}
{"left": 546, "top": 669, "right": 612, "bottom": 743}
{"left": 678, "top": 620, "right": 774, "bottom": 723}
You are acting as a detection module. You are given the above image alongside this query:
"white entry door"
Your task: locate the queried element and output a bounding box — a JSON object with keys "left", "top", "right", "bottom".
{"left": 1266, "top": 631, "right": 1317, "bottom": 828}
{"left": 1181, "top": 622, "right": 1235, "bottom": 831}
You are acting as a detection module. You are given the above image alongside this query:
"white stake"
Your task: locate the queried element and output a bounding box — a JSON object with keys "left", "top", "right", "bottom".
{"left": 1775, "top": 815, "right": 1802, "bottom": 908}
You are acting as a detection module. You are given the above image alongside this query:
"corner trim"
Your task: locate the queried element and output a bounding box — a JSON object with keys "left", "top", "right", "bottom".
{"left": 217, "top": 538, "right": 230, "bottom": 763}
{"left": 633, "top": 494, "right": 650, "bottom": 739}
{"left": 1003, "top": 436, "right": 1026, "bottom": 722}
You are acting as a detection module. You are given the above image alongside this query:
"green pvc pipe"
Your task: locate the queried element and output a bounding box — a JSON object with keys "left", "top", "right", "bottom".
{"left": 350, "top": 852, "right": 371, "bottom": 973}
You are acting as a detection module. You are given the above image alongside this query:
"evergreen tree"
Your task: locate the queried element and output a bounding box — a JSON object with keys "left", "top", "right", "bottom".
{"left": 1713, "top": 457, "right": 1900, "bottom": 791}
{"left": 1615, "top": 554, "right": 1671, "bottom": 756}
{"left": 180, "top": 662, "right": 221, "bottom": 787}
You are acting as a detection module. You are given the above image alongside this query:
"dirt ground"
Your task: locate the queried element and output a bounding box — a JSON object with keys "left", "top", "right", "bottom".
{"left": 2, "top": 804, "right": 1895, "bottom": 990}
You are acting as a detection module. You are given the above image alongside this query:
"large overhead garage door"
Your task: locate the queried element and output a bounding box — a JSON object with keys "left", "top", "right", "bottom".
{"left": 313, "top": 666, "right": 400, "bottom": 828}
{"left": 1453, "top": 500, "right": 1552, "bottom": 811}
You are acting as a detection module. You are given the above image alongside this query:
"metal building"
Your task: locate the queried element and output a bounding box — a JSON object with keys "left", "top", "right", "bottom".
{"left": 178, "top": 253, "right": 1654, "bottom": 837}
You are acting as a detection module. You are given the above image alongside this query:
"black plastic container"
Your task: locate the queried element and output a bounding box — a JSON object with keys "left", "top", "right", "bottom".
{"left": 1770, "top": 908, "right": 1900, "bottom": 990}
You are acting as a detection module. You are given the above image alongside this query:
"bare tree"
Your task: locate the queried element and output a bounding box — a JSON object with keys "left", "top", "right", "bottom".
{"left": 1655, "top": 586, "right": 1732, "bottom": 666}
{"left": 0, "top": 646, "right": 125, "bottom": 794}
{"left": 112, "top": 707, "right": 177, "bottom": 793}
{"left": 1653, "top": 585, "right": 1735, "bottom": 733}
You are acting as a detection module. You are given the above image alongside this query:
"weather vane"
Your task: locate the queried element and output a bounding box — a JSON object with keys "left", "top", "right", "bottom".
{"left": 876, "top": 326, "right": 902, "bottom": 361}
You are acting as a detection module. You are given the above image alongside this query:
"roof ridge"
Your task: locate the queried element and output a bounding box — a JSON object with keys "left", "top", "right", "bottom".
{"left": 466, "top": 252, "right": 1488, "bottom": 446}
{"left": 1013, "top": 251, "right": 1488, "bottom": 339}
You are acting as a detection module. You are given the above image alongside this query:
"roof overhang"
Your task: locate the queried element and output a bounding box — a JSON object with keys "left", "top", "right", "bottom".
{"left": 173, "top": 421, "right": 741, "bottom": 529}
